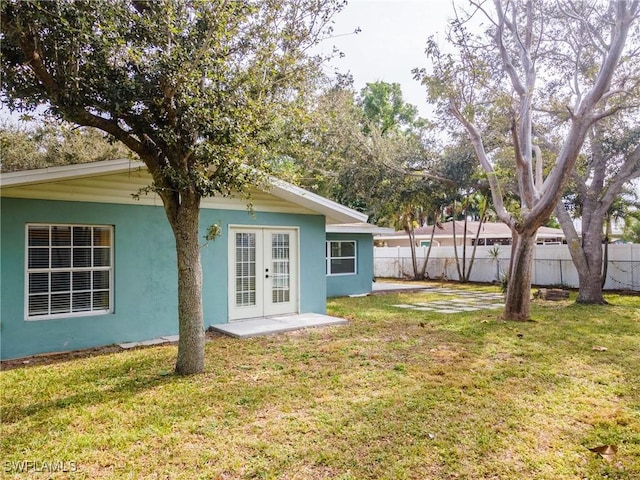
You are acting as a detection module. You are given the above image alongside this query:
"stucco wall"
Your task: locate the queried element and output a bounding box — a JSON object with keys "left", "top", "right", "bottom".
{"left": 0, "top": 197, "right": 326, "bottom": 359}
{"left": 325, "top": 233, "right": 374, "bottom": 298}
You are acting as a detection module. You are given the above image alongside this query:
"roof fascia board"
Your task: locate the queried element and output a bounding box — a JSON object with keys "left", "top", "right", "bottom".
{"left": 267, "top": 177, "right": 368, "bottom": 224}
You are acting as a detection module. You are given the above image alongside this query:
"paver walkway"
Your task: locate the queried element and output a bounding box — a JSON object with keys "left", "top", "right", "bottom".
{"left": 392, "top": 287, "right": 505, "bottom": 314}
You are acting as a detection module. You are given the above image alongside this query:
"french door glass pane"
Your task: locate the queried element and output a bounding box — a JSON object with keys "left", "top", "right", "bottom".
{"left": 235, "top": 233, "right": 256, "bottom": 307}
{"left": 271, "top": 233, "right": 290, "bottom": 304}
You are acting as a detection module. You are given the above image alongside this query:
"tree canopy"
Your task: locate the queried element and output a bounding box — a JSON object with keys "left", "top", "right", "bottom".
{"left": 1, "top": 0, "right": 344, "bottom": 374}
{"left": 0, "top": 121, "right": 132, "bottom": 172}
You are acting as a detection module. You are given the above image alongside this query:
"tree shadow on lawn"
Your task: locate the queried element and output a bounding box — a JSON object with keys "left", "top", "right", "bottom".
{"left": 1, "top": 351, "right": 181, "bottom": 425}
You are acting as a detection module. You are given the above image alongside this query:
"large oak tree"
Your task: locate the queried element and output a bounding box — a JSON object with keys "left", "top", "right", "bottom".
{"left": 1, "top": 0, "right": 343, "bottom": 374}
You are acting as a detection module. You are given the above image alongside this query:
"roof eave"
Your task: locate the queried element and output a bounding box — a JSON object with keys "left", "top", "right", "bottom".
{"left": 267, "top": 178, "right": 368, "bottom": 224}
{"left": 1, "top": 159, "right": 367, "bottom": 225}
{"left": 0, "top": 159, "right": 145, "bottom": 188}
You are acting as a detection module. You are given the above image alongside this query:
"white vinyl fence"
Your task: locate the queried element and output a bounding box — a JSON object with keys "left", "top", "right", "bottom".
{"left": 374, "top": 244, "right": 640, "bottom": 291}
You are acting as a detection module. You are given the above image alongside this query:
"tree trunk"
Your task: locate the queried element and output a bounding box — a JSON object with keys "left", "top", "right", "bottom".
{"left": 555, "top": 202, "right": 606, "bottom": 305}
{"left": 466, "top": 214, "right": 486, "bottom": 281}
{"left": 461, "top": 202, "right": 469, "bottom": 282}
{"left": 168, "top": 193, "right": 206, "bottom": 375}
{"left": 601, "top": 213, "right": 611, "bottom": 289}
{"left": 601, "top": 239, "right": 609, "bottom": 290}
{"left": 576, "top": 226, "right": 607, "bottom": 305}
{"left": 577, "top": 267, "right": 606, "bottom": 304}
{"left": 503, "top": 230, "right": 536, "bottom": 321}
{"left": 406, "top": 224, "right": 419, "bottom": 279}
{"left": 452, "top": 218, "right": 463, "bottom": 282}
{"left": 419, "top": 213, "right": 439, "bottom": 279}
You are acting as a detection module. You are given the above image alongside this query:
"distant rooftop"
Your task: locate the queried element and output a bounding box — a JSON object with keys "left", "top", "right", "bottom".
{"left": 375, "top": 221, "right": 565, "bottom": 239}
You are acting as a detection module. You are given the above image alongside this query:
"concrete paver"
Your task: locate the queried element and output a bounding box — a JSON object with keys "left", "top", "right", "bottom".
{"left": 391, "top": 286, "right": 505, "bottom": 314}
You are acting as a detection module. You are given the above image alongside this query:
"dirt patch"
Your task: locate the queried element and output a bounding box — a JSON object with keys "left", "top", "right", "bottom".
{"left": 0, "top": 344, "right": 125, "bottom": 371}
{"left": 0, "top": 331, "right": 222, "bottom": 372}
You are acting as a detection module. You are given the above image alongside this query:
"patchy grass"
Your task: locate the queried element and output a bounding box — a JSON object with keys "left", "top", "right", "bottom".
{"left": 2, "top": 284, "right": 639, "bottom": 479}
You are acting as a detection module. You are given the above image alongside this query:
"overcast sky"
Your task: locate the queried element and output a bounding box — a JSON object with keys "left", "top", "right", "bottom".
{"left": 1, "top": 1, "right": 454, "bottom": 124}
{"left": 317, "top": 0, "right": 457, "bottom": 117}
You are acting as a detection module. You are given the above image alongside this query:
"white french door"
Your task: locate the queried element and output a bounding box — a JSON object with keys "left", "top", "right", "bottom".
{"left": 228, "top": 227, "right": 298, "bottom": 321}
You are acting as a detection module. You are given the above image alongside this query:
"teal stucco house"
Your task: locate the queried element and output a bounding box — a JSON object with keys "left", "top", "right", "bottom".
{"left": 0, "top": 159, "right": 384, "bottom": 360}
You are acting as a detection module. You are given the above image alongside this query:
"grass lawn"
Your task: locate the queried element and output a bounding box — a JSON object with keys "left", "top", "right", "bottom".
{"left": 2, "top": 284, "right": 639, "bottom": 479}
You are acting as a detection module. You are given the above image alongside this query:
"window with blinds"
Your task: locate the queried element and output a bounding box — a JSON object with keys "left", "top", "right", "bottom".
{"left": 26, "top": 224, "right": 113, "bottom": 319}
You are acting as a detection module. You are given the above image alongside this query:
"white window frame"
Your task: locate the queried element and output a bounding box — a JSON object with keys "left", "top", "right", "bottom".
{"left": 24, "top": 223, "right": 114, "bottom": 320}
{"left": 326, "top": 240, "right": 357, "bottom": 276}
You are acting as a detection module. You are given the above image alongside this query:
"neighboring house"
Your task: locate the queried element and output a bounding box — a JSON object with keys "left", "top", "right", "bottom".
{"left": 375, "top": 221, "right": 566, "bottom": 248}
{"left": 0, "top": 159, "right": 378, "bottom": 360}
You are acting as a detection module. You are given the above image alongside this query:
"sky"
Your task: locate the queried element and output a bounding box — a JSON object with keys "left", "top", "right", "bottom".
{"left": 316, "top": 0, "right": 456, "bottom": 117}
{"left": 323, "top": 1, "right": 640, "bottom": 199}
{"left": 0, "top": 0, "right": 454, "bottom": 125}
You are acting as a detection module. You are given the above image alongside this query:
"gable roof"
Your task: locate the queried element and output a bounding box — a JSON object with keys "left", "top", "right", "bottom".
{"left": 0, "top": 159, "right": 368, "bottom": 225}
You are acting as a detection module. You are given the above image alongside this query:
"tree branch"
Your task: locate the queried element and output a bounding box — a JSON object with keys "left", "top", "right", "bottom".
{"left": 600, "top": 142, "right": 640, "bottom": 209}
{"left": 491, "top": 0, "right": 527, "bottom": 96}
{"left": 511, "top": 117, "right": 535, "bottom": 209}
{"left": 449, "top": 103, "right": 513, "bottom": 226}
{"left": 555, "top": 199, "right": 589, "bottom": 272}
